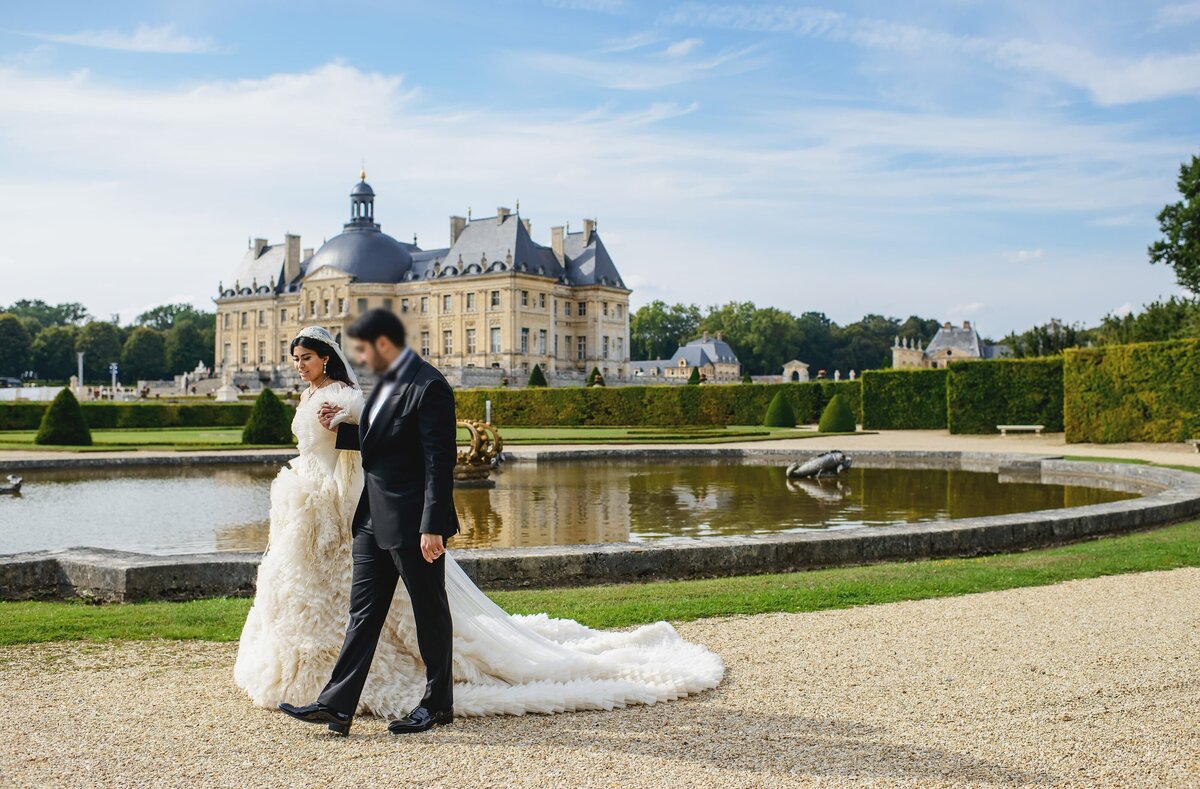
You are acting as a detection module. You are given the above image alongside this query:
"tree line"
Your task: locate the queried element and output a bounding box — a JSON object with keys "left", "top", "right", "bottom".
{"left": 0, "top": 300, "right": 214, "bottom": 383}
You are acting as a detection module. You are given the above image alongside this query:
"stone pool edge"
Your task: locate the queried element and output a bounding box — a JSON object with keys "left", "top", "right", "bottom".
{"left": 2, "top": 449, "right": 1199, "bottom": 602}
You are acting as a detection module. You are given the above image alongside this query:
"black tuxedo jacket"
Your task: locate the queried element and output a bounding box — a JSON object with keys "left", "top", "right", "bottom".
{"left": 335, "top": 352, "right": 460, "bottom": 550}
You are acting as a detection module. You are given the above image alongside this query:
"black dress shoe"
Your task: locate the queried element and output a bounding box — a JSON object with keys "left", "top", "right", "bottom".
{"left": 388, "top": 705, "right": 454, "bottom": 734}
{"left": 278, "top": 701, "right": 354, "bottom": 736}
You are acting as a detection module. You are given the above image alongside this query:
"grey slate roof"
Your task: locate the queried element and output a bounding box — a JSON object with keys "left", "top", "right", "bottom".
{"left": 563, "top": 230, "right": 625, "bottom": 288}
{"left": 631, "top": 336, "right": 740, "bottom": 373}
{"left": 230, "top": 244, "right": 287, "bottom": 295}
{"left": 925, "top": 325, "right": 983, "bottom": 357}
{"left": 306, "top": 227, "right": 416, "bottom": 283}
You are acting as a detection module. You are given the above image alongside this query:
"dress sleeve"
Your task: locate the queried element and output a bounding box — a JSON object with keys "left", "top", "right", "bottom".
{"left": 322, "top": 383, "right": 365, "bottom": 426}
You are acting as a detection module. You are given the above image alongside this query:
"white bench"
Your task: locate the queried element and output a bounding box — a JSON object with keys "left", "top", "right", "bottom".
{"left": 997, "top": 424, "right": 1044, "bottom": 436}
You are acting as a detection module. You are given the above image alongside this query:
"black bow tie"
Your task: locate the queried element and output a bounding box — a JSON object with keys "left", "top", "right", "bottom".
{"left": 382, "top": 356, "right": 406, "bottom": 382}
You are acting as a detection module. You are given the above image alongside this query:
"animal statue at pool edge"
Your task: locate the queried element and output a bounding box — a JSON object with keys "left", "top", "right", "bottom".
{"left": 232, "top": 310, "right": 724, "bottom": 738}
{"left": 0, "top": 475, "right": 21, "bottom": 495}
{"left": 786, "top": 451, "right": 853, "bottom": 480}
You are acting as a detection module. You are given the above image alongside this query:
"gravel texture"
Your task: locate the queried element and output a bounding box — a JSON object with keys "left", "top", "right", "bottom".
{"left": 2, "top": 569, "right": 1197, "bottom": 788}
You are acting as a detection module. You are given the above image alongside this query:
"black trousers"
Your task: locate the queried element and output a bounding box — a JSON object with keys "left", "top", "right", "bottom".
{"left": 317, "top": 519, "right": 454, "bottom": 716}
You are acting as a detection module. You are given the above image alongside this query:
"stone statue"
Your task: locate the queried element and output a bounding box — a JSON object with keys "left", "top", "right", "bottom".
{"left": 0, "top": 474, "right": 22, "bottom": 495}
{"left": 785, "top": 450, "right": 853, "bottom": 479}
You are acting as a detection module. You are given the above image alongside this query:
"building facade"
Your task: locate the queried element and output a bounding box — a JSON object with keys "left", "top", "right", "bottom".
{"left": 892, "top": 320, "right": 1009, "bottom": 369}
{"left": 214, "top": 174, "right": 631, "bottom": 387}
{"left": 629, "top": 332, "right": 742, "bottom": 383}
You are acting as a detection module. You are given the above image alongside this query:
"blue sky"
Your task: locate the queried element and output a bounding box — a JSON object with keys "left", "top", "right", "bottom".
{"left": 1, "top": 1, "right": 1197, "bottom": 338}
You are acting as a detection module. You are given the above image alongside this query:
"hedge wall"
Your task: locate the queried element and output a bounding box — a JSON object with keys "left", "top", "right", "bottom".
{"left": 1063, "top": 338, "right": 1200, "bottom": 443}
{"left": 861, "top": 369, "right": 948, "bottom": 429}
{"left": 453, "top": 381, "right": 862, "bottom": 427}
{"left": 946, "top": 357, "right": 1063, "bottom": 434}
{"left": 0, "top": 401, "right": 275, "bottom": 430}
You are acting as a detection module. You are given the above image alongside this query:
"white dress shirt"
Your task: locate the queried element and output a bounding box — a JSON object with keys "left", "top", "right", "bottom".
{"left": 368, "top": 346, "right": 413, "bottom": 426}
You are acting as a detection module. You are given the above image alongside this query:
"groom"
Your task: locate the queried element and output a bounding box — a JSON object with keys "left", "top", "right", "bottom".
{"left": 279, "top": 308, "right": 460, "bottom": 736}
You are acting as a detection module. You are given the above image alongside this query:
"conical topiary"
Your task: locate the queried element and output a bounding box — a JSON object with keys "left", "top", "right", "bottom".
{"left": 741, "top": 372, "right": 753, "bottom": 384}
{"left": 242, "top": 388, "right": 293, "bottom": 445}
{"left": 687, "top": 366, "right": 701, "bottom": 385}
{"left": 762, "top": 391, "right": 796, "bottom": 428}
{"left": 527, "top": 363, "right": 548, "bottom": 387}
{"left": 587, "top": 367, "right": 605, "bottom": 387}
{"left": 818, "top": 394, "right": 857, "bottom": 433}
{"left": 35, "top": 388, "right": 92, "bottom": 446}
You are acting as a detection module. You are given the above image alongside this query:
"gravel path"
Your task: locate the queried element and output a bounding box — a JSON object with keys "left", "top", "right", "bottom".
{"left": 2, "top": 569, "right": 1198, "bottom": 788}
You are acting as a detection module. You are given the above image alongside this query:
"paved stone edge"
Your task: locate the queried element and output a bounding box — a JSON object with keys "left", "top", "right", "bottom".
{"left": 2, "top": 450, "right": 1198, "bottom": 601}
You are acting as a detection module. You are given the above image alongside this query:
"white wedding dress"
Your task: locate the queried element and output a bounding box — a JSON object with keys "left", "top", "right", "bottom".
{"left": 233, "top": 381, "right": 724, "bottom": 718}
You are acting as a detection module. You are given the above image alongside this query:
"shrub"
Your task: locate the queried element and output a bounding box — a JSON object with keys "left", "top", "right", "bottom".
{"left": 762, "top": 391, "right": 796, "bottom": 427}
{"left": 241, "top": 388, "right": 294, "bottom": 445}
{"left": 861, "top": 368, "right": 948, "bottom": 429}
{"left": 587, "top": 367, "right": 605, "bottom": 387}
{"left": 741, "top": 372, "right": 753, "bottom": 384}
{"left": 527, "top": 364, "right": 548, "bottom": 387}
{"left": 946, "top": 357, "right": 1063, "bottom": 434}
{"left": 818, "top": 394, "right": 856, "bottom": 433}
{"left": 34, "top": 388, "right": 92, "bottom": 446}
{"left": 1063, "top": 338, "right": 1200, "bottom": 443}
{"left": 687, "top": 367, "right": 701, "bottom": 385}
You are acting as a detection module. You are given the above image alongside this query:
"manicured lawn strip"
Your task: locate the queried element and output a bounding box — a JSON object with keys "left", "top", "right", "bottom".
{"left": 2, "top": 519, "right": 1197, "bottom": 645}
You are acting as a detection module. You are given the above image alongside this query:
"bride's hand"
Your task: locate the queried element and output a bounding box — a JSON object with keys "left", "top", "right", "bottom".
{"left": 318, "top": 404, "right": 341, "bottom": 431}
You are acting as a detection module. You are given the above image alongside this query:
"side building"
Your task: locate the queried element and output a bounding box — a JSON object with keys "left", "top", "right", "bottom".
{"left": 214, "top": 173, "right": 632, "bottom": 388}
{"left": 629, "top": 332, "right": 742, "bottom": 383}
{"left": 892, "top": 320, "right": 1010, "bottom": 369}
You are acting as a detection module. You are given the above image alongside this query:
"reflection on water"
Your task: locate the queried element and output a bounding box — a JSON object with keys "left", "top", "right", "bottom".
{"left": 0, "top": 459, "right": 1137, "bottom": 555}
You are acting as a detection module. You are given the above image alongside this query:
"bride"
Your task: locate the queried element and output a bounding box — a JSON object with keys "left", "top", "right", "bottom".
{"left": 233, "top": 325, "right": 724, "bottom": 728}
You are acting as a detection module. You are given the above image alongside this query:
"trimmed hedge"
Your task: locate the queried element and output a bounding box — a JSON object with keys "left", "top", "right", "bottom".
{"left": 861, "top": 369, "right": 948, "bottom": 429}
{"left": 946, "top": 357, "right": 1064, "bottom": 434}
{"left": 1064, "top": 338, "right": 1200, "bottom": 443}
{"left": 0, "top": 401, "right": 287, "bottom": 431}
{"left": 35, "top": 389, "right": 92, "bottom": 446}
{"left": 763, "top": 391, "right": 796, "bottom": 427}
{"left": 455, "top": 381, "right": 862, "bottom": 427}
{"left": 818, "top": 394, "right": 856, "bottom": 433}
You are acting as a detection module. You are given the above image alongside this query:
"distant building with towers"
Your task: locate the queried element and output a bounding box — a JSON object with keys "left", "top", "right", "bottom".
{"left": 891, "top": 320, "right": 1010, "bottom": 369}
{"left": 214, "top": 172, "right": 632, "bottom": 388}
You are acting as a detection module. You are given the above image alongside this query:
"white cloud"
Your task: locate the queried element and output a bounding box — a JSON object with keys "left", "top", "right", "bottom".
{"left": 1111, "top": 302, "right": 1135, "bottom": 317}
{"left": 1006, "top": 249, "right": 1043, "bottom": 263}
{"left": 665, "top": 3, "right": 1200, "bottom": 105}
{"left": 1155, "top": 2, "right": 1200, "bottom": 28}
{"left": 663, "top": 38, "right": 703, "bottom": 57}
{"left": 516, "top": 42, "right": 761, "bottom": 90}
{"left": 25, "top": 23, "right": 218, "bottom": 54}
{"left": 0, "top": 61, "right": 1186, "bottom": 334}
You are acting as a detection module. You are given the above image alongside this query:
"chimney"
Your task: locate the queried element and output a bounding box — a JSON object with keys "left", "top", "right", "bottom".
{"left": 551, "top": 226, "right": 565, "bottom": 264}
{"left": 522, "top": 218, "right": 531, "bottom": 235}
{"left": 943, "top": 321, "right": 952, "bottom": 329}
{"left": 302, "top": 247, "right": 314, "bottom": 260}
{"left": 253, "top": 238, "right": 268, "bottom": 258}
{"left": 703, "top": 330, "right": 710, "bottom": 342}
{"left": 283, "top": 234, "right": 301, "bottom": 285}
{"left": 963, "top": 320, "right": 971, "bottom": 330}
{"left": 715, "top": 331, "right": 722, "bottom": 341}
{"left": 450, "top": 215, "right": 466, "bottom": 245}
{"left": 497, "top": 206, "right": 511, "bottom": 224}
{"left": 583, "top": 218, "right": 595, "bottom": 245}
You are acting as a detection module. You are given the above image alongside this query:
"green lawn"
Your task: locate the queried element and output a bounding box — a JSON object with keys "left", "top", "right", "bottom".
{"left": 0, "top": 424, "right": 859, "bottom": 451}
{"left": 3, "top": 518, "right": 1198, "bottom": 646}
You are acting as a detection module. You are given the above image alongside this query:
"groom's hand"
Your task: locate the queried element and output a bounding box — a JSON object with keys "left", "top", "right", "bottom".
{"left": 420, "top": 533, "right": 445, "bottom": 563}
{"left": 318, "top": 404, "right": 342, "bottom": 431}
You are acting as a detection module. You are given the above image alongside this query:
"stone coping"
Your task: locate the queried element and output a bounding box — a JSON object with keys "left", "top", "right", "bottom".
{"left": 2, "top": 449, "right": 1199, "bottom": 602}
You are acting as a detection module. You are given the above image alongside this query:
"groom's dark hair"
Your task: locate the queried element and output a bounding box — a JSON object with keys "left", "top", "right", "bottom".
{"left": 347, "top": 308, "right": 406, "bottom": 348}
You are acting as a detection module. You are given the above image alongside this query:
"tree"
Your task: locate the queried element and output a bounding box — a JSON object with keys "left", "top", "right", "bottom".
{"left": 242, "top": 389, "right": 293, "bottom": 445}
{"left": 1149, "top": 153, "right": 1200, "bottom": 295}
{"left": 1095, "top": 297, "right": 1200, "bottom": 344}
{"left": 630, "top": 300, "right": 703, "bottom": 361}
{"left": 527, "top": 363, "right": 548, "bottom": 387}
{"left": 31, "top": 325, "right": 79, "bottom": 381}
{"left": 136, "top": 303, "right": 210, "bottom": 331}
{"left": 741, "top": 371, "right": 753, "bottom": 383}
{"left": 165, "top": 322, "right": 210, "bottom": 375}
{"left": 122, "top": 327, "right": 168, "bottom": 381}
{"left": 687, "top": 366, "right": 701, "bottom": 385}
{"left": 762, "top": 391, "right": 796, "bottom": 427}
{"left": 35, "top": 388, "right": 92, "bottom": 446}
{"left": 0, "top": 313, "right": 32, "bottom": 377}
{"left": 818, "top": 394, "right": 857, "bottom": 433}
{"left": 0, "top": 299, "right": 88, "bottom": 328}
{"left": 586, "top": 367, "right": 605, "bottom": 387}
{"left": 74, "top": 321, "right": 123, "bottom": 382}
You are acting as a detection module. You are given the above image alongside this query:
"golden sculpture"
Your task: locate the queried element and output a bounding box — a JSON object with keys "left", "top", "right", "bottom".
{"left": 454, "top": 419, "right": 503, "bottom": 487}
